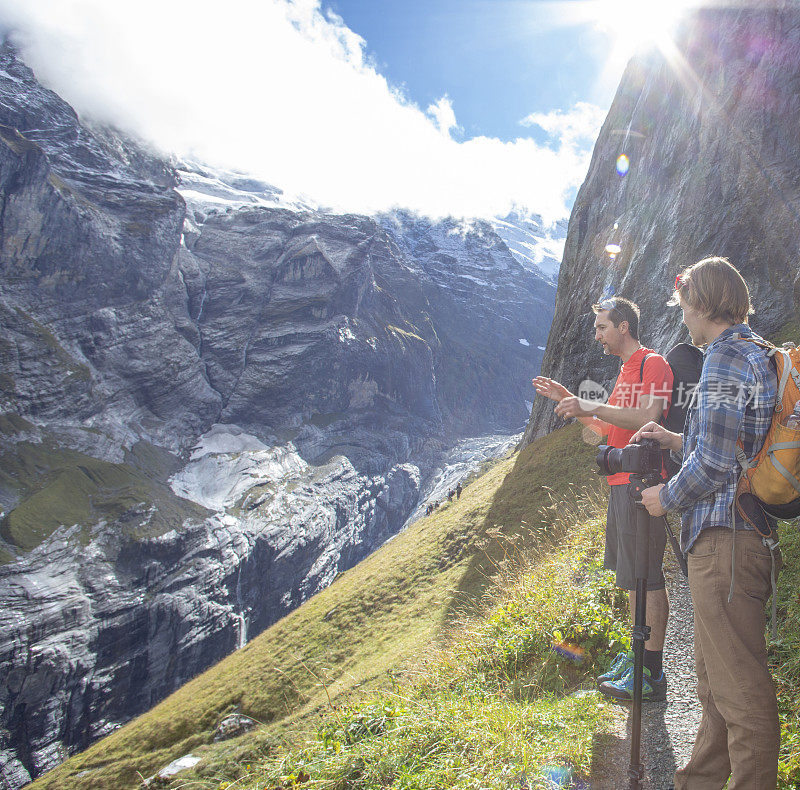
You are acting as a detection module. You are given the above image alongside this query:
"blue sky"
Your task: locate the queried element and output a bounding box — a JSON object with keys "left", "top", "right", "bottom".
{"left": 324, "top": 0, "right": 618, "bottom": 144}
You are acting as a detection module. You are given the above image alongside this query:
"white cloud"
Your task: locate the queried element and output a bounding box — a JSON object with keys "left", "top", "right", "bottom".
{"left": 0, "top": 0, "right": 605, "bottom": 223}
{"left": 521, "top": 101, "right": 607, "bottom": 149}
{"left": 426, "top": 95, "right": 459, "bottom": 139}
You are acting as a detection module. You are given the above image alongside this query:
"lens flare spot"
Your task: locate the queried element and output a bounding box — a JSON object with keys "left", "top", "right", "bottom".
{"left": 605, "top": 243, "right": 622, "bottom": 260}
{"left": 538, "top": 764, "right": 574, "bottom": 788}
{"left": 581, "top": 425, "right": 602, "bottom": 446}
{"left": 550, "top": 641, "right": 585, "bottom": 664}
{"left": 616, "top": 154, "right": 630, "bottom": 176}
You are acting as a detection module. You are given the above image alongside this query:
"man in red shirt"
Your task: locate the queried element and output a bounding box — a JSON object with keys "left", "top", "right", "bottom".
{"left": 533, "top": 296, "right": 673, "bottom": 700}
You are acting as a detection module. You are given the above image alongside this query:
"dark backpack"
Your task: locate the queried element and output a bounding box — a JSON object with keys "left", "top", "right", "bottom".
{"left": 640, "top": 343, "right": 704, "bottom": 478}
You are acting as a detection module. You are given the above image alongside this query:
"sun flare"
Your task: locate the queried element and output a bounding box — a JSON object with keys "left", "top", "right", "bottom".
{"left": 593, "top": 0, "right": 697, "bottom": 56}
{"left": 530, "top": 0, "right": 701, "bottom": 101}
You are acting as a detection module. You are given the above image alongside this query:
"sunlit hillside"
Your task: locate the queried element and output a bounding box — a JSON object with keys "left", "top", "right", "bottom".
{"left": 29, "top": 425, "right": 611, "bottom": 788}
{"left": 28, "top": 422, "right": 800, "bottom": 789}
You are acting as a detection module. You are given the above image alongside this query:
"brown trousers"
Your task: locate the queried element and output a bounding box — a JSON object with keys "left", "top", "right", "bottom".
{"left": 674, "top": 528, "right": 782, "bottom": 790}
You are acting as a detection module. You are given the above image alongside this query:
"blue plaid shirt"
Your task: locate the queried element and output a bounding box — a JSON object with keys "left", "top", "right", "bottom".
{"left": 659, "top": 324, "right": 777, "bottom": 552}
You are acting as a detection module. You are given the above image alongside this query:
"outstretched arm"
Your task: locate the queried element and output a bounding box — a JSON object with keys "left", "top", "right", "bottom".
{"left": 556, "top": 392, "right": 667, "bottom": 431}
{"left": 533, "top": 376, "right": 610, "bottom": 437}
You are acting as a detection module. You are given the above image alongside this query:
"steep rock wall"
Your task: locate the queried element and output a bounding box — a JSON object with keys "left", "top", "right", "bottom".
{"left": 525, "top": 3, "right": 800, "bottom": 444}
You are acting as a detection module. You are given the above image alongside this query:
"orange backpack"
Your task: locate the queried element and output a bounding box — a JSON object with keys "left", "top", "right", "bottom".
{"left": 736, "top": 339, "right": 800, "bottom": 534}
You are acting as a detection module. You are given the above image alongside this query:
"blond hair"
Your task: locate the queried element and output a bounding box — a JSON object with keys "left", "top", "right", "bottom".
{"left": 669, "top": 257, "right": 753, "bottom": 325}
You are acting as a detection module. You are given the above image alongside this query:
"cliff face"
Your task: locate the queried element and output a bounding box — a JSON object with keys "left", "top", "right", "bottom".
{"left": 0, "top": 43, "right": 554, "bottom": 787}
{"left": 524, "top": 3, "right": 800, "bottom": 444}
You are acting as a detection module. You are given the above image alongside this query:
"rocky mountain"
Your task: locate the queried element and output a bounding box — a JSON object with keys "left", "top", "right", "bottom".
{"left": 0, "top": 41, "right": 554, "bottom": 787}
{"left": 524, "top": 2, "right": 800, "bottom": 445}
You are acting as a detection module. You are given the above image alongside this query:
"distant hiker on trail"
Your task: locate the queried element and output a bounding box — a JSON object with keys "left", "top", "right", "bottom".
{"left": 636, "top": 258, "right": 780, "bottom": 789}
{"left": 533, "top": 296, "right": 673, "bottom": 702}
{"left": 447, "top": 489, "right": 454, "bottom": 502}
{"left": 456, "top": 483, "right": 462, "bottom": 499}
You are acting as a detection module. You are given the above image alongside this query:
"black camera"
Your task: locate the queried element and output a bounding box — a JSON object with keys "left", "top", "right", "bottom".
{"left": 595, "top": 437, "right": 662, "bottom": 477}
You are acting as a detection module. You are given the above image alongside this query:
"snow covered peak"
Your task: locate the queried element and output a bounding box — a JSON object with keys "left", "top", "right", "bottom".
{"left": 171, "top": 158, "right": 566, "bottom": 287}
{"left": 174, "top": 158, "right": 319, "bottom": 217}
{"left": 490, "top": 210, "right": 566, "bottom": 282}
{"left": 172, "top": 161, "right": 565, "bottom": 285}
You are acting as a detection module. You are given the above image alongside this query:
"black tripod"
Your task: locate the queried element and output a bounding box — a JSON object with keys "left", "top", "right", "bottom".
{"left": 623, "top": 473, "right": 687, "bottom": 790}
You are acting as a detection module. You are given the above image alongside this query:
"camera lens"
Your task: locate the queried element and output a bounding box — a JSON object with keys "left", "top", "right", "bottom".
{"left": 595, "top": 441, "right": 661, "bottom": 476}
{"left": 595, "top": 445, "right": 622, "bottom": 476}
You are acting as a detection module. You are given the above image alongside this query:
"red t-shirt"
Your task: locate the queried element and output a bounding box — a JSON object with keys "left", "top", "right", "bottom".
{"left": 606, "top": 347, "right": 674, "bottom": 486}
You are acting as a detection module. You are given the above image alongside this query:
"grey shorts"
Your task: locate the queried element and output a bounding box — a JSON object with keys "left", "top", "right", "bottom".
{"left": 605, "top": 484, "right": 667, "bottom": 591}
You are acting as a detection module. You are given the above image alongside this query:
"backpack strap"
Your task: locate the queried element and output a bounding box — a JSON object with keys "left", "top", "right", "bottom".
{"left": 735, "top": 444, "right": 752, "bottom": 472}
{"left": 768, "top": 444, "right": 800, "bottom": 496}
{"left": 638, "top": 352, "right": 670, "bottom": 432}
{"left": 724, "top": 335, "right": 783, "bottom": 630}
{"left": 639, "top": 352, "right": 652, "bottom": 383}
{"left": 772, "top": 347, "right": 795, "bottom": 413}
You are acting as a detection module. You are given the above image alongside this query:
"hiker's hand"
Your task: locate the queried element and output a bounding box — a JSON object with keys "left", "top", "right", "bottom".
{"left": 532, "top": 376, "right": 571, "bottom": 403}
{"left": 641, "top": 484, "right": 666, "bottom": 517}
{"left": 554, "top": 396, "right": 595, "bottom": 418}
{"left": 631, "top": 421, "right": 681, "bottom": 451}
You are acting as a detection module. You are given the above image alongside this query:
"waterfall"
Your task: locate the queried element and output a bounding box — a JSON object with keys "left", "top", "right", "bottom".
{"left": 235, "top": 561, "right": 248, "bottom": 648}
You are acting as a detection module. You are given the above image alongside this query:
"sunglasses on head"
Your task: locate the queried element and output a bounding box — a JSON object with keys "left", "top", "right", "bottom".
{"left": 596, "top": 298, "right": 627, "bottom": 326}
{"left": 675, "top": 274, "right": 687, "bottom": 291}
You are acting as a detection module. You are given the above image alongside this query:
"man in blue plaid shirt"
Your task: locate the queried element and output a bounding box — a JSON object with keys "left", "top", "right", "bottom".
{"left": 634, "top": 257, "right": 781, "bottom": 790}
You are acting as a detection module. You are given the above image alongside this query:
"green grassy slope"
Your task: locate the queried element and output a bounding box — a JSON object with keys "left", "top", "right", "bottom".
{"left": 30, "top": 424, "right": 602, "bottom": 789}
{"left": 772, "top": 523, "right": 800, "bottom": 786}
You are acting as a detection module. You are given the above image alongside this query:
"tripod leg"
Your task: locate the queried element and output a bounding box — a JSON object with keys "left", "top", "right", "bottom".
{"left": 661, "top": 515, "right": 688, "bottom": 578}
{"left": 628, "top": 505, "right": 651, "bottom": 789}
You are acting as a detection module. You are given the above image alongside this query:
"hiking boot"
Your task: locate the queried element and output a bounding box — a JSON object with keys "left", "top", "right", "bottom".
{"left": 596, "top": 650, "right": 634, "bottom": 685}
{"left": 598, "top": 665, "right": 667, "bottom": 702}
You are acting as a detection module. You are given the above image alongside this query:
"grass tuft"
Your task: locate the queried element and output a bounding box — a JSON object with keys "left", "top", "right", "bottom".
{"left": 770, "top": 522, "right": 800, "bottom": 789}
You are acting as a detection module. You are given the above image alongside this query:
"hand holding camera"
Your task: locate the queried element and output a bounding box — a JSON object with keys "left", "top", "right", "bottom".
{"left": 640, "top": 484, "right": 666, "bottom": 517}
{"left": 630, "top": 420, "right": 682, "bottom": 452}
{"left": 594, "top": 437, "right": 662, "bottom": 478}
{"left": 594, "top": 437, "right": 668, "bottom": 517}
